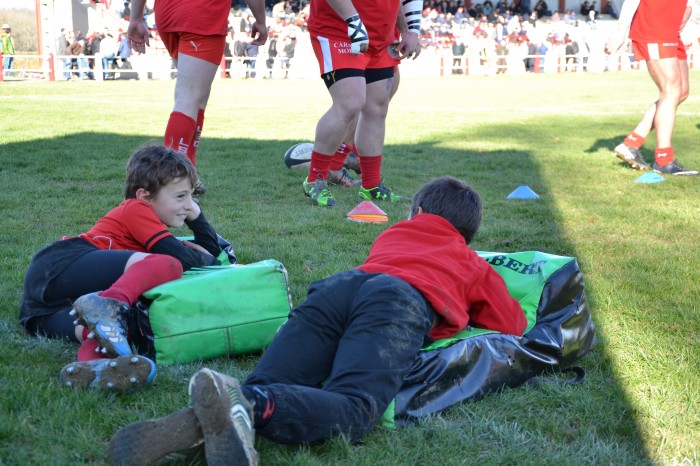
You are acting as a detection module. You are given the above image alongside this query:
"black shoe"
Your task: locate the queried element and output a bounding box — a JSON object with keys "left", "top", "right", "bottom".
{"left": 60, "top": 355, "right": 156, "bottom": 392}
{"left": 614, "top": 144, "right": 650, "bottom": 171}
{"left": 108, "top": 407, "right": 205, "bottom": 466}
{"left": 653, "top": 160, "right": 698, "bottom": 176}
{"left": 71, "top": 293, "right": 132, "bottom": 357}
{"left": 188, "top": 368, "right": 258, "bottom": 466}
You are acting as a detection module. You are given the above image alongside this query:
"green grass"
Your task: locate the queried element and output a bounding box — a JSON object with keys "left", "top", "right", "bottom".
{"left": 1, "top": 71, "right": 699, "bottom": 465}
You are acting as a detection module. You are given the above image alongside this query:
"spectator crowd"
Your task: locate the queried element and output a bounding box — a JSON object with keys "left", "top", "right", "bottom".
{"left": 55, "top": 27, "right": 133, "bottom": 80}
{"left": 50, "top": 0, "right": 307, "bottom": 80}
{"left": 223, "top": 0, "right": 306, "bottom": 79}
{"left": 16, "top": 0, "right": 696, "bottom": 80}
{"left": 417, "top": 0, "right": 696, "bottom": 74}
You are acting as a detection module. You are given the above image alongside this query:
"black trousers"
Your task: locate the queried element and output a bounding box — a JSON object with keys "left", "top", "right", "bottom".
{"left": 246, "top": 269, "right": 434, "bottom": 445}
{"left": 21, "top": 238, "right": 134, "bottom": 341}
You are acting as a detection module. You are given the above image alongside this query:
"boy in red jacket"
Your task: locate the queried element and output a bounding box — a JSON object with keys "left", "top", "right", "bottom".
{"left": 109, "top": 176, "right": 527, "bottom": 465}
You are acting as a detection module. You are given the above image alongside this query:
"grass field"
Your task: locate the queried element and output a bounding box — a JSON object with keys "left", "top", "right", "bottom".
{"left": 1, "top": 70, "right": 699, "bottom": 465}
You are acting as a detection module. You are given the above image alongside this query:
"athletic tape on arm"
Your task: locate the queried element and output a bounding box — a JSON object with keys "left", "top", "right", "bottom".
{"left": 402, "top": 0, "right": 423, "bottom": 33}
{"left": 345, "top": 14, "right": 369, "bottom": 54}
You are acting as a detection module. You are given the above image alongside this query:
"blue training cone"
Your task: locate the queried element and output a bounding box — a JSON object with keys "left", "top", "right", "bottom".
{"left": 634, "top": 172, "right": 664, "bottom": 184}
{"left": 507, "top": 185, "right": 540, "bottom": 199}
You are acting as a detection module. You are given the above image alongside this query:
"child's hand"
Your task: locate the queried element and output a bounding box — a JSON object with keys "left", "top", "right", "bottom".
{"left": 181, "top": 240, "right": 213, "bottom": 256}
{"left": 186, "top": 200, "right": 202, "bottom": 222}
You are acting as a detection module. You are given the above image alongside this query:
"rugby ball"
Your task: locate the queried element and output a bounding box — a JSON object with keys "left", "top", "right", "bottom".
{"left": 284, "top": 142, "right": 314, "bottom": 169}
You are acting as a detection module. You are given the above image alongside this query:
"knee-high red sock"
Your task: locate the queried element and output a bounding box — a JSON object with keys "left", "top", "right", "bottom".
{"left": 189, "top": 108, "right": 205, "bottom": 166}
{"left": 307, "top": 150, "right": 334, "bottom": 182}
{"left": 329, "top": 143, "right": 350, "bottom": 170}
{"left": 358, "top": 154, "right": 382, "bottom": 189}
{"left": 77, "top": 327, "right": 102, "bottom": 362}
{"left": 624, "top": 131, "right": 645, "bottom": 149}
{"left": 164, "top": 111, "right": 197, "bottom": 165}
{"left": 99, "top": 255, "right": 183, "bottom": 306}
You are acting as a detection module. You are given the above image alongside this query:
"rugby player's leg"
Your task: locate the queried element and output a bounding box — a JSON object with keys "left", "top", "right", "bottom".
{"left": 646, "top": 57, "right": 682, "bottom": 150}
{"left": 167, "top": 53, "right": 219, "bottom": 165}
{"left": 314, "top": 76, "right": 366, "bottom": 157}
{"left": 355, "top": 76, "right": 393, "bottom": 190}
{"left": 308, "top": 76, "right": 365, "bottom": 184}
{"left": 647, "top": 57, "right": 696, "bottom": 174}
{"left": 303, "top": 76, "right": 366, "bottom": 205}
{"left": 632, "top": 58, "right": 688, "bottom": 140}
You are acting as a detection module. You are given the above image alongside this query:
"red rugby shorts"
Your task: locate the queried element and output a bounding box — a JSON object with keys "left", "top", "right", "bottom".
{"left": 159, "top": 31, "right": 226, "bottom": 64}
{"left": 632, "top": 39, "right": 687, "bottom": 61}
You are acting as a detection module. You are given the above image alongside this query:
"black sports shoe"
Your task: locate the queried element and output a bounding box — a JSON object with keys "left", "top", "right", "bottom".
{"left": 188, "top": 368, "right": 258, "bottom": 466}
{"left": 108, "top": 407, "right": 205, "bottom": 466}
{"left": 653, "top": 160, "right": 698, "bottom": 176}
{"left": 60, "top": 355, "right": 156, "bottom": 392}
{"left": 71, "top": 293, "right": 132, "bottom": 357}
{"left": 614, "top": 144, "right": 651, "bottom": 171}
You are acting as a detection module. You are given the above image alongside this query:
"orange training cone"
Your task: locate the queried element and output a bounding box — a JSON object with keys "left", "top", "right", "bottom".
{"left": 346, "top": 201, "right": 388, "bottom": 223}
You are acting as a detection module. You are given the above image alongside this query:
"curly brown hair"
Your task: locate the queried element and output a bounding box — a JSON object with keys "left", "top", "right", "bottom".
{"left": 124, "top": 145, "right": 198, "bottom": 199}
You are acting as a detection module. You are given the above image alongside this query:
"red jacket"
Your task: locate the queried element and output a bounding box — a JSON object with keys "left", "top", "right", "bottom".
{"left": 358, "top": 213, "right": 527, "bottom": 339}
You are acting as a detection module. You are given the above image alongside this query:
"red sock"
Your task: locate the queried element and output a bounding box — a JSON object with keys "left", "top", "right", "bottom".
{"left": 189, "top": 108, "right": 205, "bottom": 166}
{"left": 358, "top": 154, "right": 382, "bottom": 189}
{"left": 77, "top": 327, "right": 102, "bottom": 362}
{"left": 164, "top": 111, "right": 197, "bottom": 165}
{"left": 624, "top": 132, "right": 645, "bottom": 149}
{"left": 654, "top": 147, "right": 674, "bottom": 167}
{"left": 307, "top": 150, "right": 334, "bottom": 182}
{"left": 99, "top": 255, "right": 183, "bottom": 306}
{"left": 329, "top": 143, "right": 349, "bottom": 170}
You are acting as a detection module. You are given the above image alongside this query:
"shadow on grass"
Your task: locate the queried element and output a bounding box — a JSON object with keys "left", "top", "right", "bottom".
{"left": 585, "top": 134, "right": 659, "bottom": 160}
{"left": 0, "top": 131, "right": 650, "bottom": 463}
{"left": 584, "top": 134, "right": 626, "bottom": 155}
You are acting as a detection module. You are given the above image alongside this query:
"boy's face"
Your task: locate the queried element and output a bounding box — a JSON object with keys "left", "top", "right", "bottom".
{"left": 145, "top": 177, "right": 195, "bottom": 228}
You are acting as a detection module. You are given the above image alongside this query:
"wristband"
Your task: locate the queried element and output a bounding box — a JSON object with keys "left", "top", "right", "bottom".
{"left": 345, "top": 14, "right": 369, "bottom": 54}
{"left": 402, "top": 0, "right": 423, "bottom": 33}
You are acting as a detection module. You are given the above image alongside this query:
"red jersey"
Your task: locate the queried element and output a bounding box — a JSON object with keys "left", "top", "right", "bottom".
{"left": 154, "top": 0, "right": 230, "bottom": 36}
{"left": 357, "top": 214, "right": 527, "bottom": 340}
{"left": 629, "top": 0, "right": 687, "bottom": 43}
{"left": 308, "top": 0, "right": 399, "bottom": 51}
{"left": 79, "top": 199, "right": 172, "bottom": 252}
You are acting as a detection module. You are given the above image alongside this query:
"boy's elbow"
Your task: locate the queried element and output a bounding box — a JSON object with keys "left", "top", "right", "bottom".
{"left": 500, "top": 309, "right": 528, "bottom": 336}
{"left": 513, "top": 307, "right": 528, "bottom": 335}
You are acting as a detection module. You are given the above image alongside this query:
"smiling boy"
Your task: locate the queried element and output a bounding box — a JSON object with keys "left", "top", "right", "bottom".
{"left": 19, "top": 145, "right": 225, "bottom": 391}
